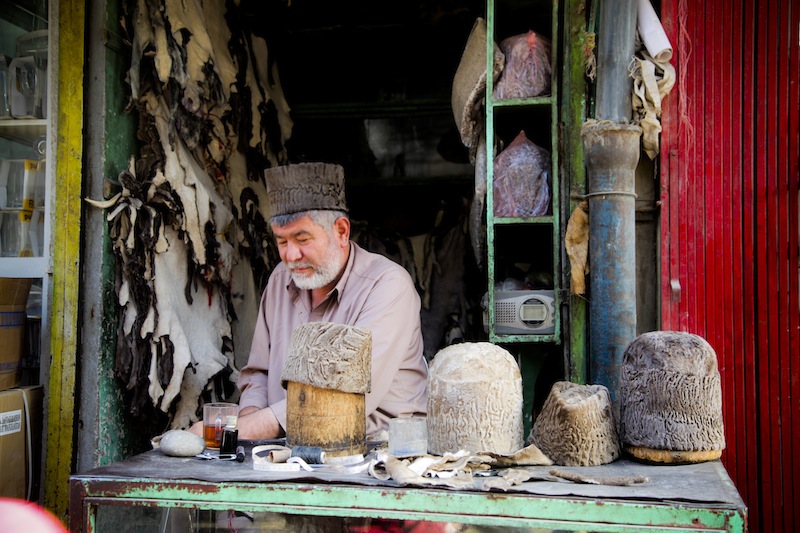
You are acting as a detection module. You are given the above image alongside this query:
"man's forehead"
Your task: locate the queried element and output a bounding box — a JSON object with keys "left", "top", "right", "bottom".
{"left": 272, "top": 215, "right": 322, "bottom": 237}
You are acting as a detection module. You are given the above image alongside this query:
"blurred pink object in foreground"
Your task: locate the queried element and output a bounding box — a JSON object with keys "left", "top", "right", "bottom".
{"left": 0, "top": 498, "right": 67, "bottom": 533}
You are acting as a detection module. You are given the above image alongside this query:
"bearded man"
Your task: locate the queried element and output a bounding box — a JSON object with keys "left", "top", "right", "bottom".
{"left": 227, "top": 162, "right": 428, "bottom": 440}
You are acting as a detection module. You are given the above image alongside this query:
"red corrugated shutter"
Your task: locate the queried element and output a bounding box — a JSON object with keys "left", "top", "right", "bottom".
{"left": 661, "top": 1, "right": 799, "bottom": 531}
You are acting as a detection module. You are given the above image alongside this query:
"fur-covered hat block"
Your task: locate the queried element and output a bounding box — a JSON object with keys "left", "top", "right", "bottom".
{"left": 619, "top": 331, "right": 726, "bottom": 464}
{"left": 264, "top": 162, "right": 348, "bottom": 217}
{"left": 529, "top": 381, "right": 620, "bottom": 466}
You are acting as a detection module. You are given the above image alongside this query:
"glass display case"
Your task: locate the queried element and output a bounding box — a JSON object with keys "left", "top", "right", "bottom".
{"left": 0, "top": 1, "right": 50, "bottom": 385}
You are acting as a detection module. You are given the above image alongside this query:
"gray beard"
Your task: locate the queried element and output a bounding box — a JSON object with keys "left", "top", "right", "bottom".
{"left": 288, "top": 239, "right": 344, "bottom": 290}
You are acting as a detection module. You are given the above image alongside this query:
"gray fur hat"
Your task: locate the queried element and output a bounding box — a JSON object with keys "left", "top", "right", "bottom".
{"left": 264, "top": 162, "right": 348, "bottom": 217}
{"left": 619, "top": 331, "right": 726, "bottom": 459}
{"left": 529, "top": 381, "right": 620, "bottom": 466}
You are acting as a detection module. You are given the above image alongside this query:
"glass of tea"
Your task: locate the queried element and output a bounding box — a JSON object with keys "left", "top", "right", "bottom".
{"left": 203, "top": 402, "right": 238, "bottom": 450}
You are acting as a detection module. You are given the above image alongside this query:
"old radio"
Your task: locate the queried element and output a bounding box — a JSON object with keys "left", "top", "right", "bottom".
{"left": 482, "top": 290, "right": 556, "bottom": 335}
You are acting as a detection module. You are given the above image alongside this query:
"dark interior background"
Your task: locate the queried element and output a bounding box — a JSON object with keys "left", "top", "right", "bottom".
{"left": 238, "top": 0, "right": 564, "bottom": 409}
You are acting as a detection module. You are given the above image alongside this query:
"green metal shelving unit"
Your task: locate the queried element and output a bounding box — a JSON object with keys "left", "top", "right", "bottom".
{"left": 484, "top": 0, "right": 562, "bottom": 345}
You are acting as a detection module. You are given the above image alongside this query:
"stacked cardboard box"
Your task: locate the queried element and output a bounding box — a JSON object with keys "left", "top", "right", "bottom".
{"left": 0, "top": 279, "right": 41, "bottom": 498}
{"left": 0, "top": 385, "right": 43, "bottom": 498}
{"left": 1, "top": 278, "right": 32, "bottom": 391}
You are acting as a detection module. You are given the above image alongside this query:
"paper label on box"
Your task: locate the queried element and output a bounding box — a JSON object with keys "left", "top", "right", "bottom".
{"left": 0, "top": 409, "right": 22, "bottom": 436}
{"left": 1, "top": 360, "right": 21, "bottom": 373}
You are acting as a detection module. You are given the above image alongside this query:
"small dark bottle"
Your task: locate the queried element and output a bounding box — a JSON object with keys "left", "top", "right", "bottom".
{"left": 220, "top": 426, "right": 239, "bottom": 455}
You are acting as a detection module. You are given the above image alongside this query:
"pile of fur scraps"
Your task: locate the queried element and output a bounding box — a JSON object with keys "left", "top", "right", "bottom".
{"left": 369, "top": 443, "right": 553, "bottom": 491}
{"left": 86, "top": 0, "right": 292, "bottom": 430}
{"left": 369, "top": 450, "right": 484, "bottom": 490}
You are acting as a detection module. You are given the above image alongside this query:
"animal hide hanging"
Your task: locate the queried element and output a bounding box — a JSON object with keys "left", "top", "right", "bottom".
{"left": 88, "top": 0, "right": 292, "bottom": 432}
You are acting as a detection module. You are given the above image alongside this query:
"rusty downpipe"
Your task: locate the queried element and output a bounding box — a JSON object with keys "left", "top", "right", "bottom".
{"left": 582, "top": 0, "right": 641, "bottom": 414}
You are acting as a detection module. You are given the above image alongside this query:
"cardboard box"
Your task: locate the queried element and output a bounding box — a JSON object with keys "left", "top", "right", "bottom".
{"left": 0, "top": 278, "right": 33, "bottom": 391}
{"left": 0, "top": 385, "right": 43, "bottom": 499}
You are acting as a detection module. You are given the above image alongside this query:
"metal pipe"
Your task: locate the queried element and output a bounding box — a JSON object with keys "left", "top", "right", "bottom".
{"left": 584, "top": 0, "right": 640, "bottom": 412}
{"left": 583, "top": 122, "right": 641, "bottom": 410}
{"left": 595, "top": 0, "right": 638, "bottom": 122}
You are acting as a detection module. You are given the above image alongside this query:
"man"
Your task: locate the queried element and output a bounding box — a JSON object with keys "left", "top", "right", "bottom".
{"left": 200, "top": 162, "right": 428, "bottom": 440}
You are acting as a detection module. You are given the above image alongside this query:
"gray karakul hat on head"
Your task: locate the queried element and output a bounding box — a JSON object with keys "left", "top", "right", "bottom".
{"left": 264, "top": 162, "right": 348, "bottom": 218}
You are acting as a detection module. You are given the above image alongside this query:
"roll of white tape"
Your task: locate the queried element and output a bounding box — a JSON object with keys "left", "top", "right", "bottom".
{"left": 252, "top": 445, "right": 301, "bottom": 472}
{"left": 253, "top": 461, "right": 301, "bottom": 472}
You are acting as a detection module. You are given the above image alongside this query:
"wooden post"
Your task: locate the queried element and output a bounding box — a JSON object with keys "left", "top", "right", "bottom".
{"left": 286, "top": 382, "right": 366, "bottom": 457}
{"left": 282, "top": 322, "right": 372, "bottom": 458}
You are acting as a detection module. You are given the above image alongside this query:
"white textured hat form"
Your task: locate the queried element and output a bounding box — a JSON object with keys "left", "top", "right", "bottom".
{"left": 427, "top": 342, "right": 523, "bottom": 455}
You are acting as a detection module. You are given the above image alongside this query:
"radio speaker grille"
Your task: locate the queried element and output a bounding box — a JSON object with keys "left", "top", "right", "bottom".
{"left": 496, "top": 301, "right": 517, "bottom": 323}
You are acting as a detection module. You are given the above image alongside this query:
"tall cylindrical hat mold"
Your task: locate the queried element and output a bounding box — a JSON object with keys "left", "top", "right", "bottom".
{"left": 582, "top": 121, "right": 641, "bottom": 412}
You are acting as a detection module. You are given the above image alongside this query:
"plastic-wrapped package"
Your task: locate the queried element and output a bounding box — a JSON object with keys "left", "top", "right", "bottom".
{"left": 493, "top": 131, "right": 551, "bottom": 217}
{"left": 493, "top": 31, "right": 551, "bottom": 100}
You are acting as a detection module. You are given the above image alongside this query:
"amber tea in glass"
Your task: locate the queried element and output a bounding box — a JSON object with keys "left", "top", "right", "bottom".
{"left": 202, "top": 402, "right": 238, "bottom": 449}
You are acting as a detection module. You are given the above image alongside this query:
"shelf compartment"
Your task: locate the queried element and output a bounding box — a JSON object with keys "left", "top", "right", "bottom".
{"left": 491, "top": 96, "right": 553, "bottom": 108}
{"left": 492, "top": 105, "right": 553, "bottom": 151}
{"left": 484, "top": 0, "right": 561, "bottom": 346}
{"left": 0, "top": 119, "right": 46, "bottom": 145}
{"left": 491, "top": 332, "right": 560, "bottom": 344}
{"left": 493, "top": 215, "right": 554, "bottom": 225}
{"left": 491, "top": 225, "right": 555, "bottom": 284}
{"left": 0, "top": 255, "right": 47, "bottom": 278}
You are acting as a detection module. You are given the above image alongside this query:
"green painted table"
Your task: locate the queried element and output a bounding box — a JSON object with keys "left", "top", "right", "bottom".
{"left": 69, "top": 444, "right": 747, "bottom": 532}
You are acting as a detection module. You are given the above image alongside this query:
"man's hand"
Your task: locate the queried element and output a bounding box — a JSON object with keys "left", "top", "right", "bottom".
{"left": 238, "top": 406, "right": 284, "bottom": 440}
{"left": 186, "top": 405, "right": 282, "bottom": 439}
{"left": 187, "top": 406, "right": 256, "bottom": 437}
{"left": 188, "top": 420, "right": 203, "bottom": 437}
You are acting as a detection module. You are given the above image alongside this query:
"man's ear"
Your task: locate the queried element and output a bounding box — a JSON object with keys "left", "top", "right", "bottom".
{"left": 333, "top": 216, "right": 351, "bottom": 246}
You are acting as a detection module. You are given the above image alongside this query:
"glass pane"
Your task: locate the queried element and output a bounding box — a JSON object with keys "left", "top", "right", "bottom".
{"left": 94, "top": 506, "right": 583, "bottom": 533}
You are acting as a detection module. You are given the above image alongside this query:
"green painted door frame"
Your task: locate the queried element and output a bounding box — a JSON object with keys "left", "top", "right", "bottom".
{"left": 562, "top": 0, "right": 589, "bottom": 383}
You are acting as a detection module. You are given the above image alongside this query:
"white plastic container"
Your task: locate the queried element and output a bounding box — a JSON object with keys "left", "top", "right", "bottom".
{"left": 8, "top": 56, "right": 37, "bottom": 118}
{"left": 15, "top": 31, "right": 48, "bottom": 119}
{"left": 0, "top": 159, "right": 27, "bottom": 209}
{"left": 0, "top": 55, "right": 11, "bottom": 119}
{"left": 0, "top": 211, "right": 21, "bottom": 256}
{"left": 388, "top": 417, "right": 428, "bottom": 457}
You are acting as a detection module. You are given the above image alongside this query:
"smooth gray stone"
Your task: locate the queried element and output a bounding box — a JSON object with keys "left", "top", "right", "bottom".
{"left": 158, "top": 430, "right": 206, "bottom": 457}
